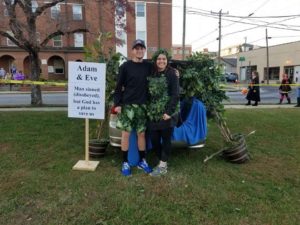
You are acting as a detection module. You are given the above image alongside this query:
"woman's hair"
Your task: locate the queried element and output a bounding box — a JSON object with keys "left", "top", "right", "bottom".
{"left": 152, "top": 48, "right": 172, "bottom": 73}
{"left": 252, "top": 71, "right": 259, "bottom": 76}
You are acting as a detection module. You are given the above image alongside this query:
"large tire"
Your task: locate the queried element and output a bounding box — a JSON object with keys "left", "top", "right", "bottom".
{"left": 223, "top": 134, "right": 250, "bottom": 164}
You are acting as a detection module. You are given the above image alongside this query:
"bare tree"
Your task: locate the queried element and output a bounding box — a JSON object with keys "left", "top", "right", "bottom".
{"left": 0, "top": 0, "right": 129, "bottom": 105}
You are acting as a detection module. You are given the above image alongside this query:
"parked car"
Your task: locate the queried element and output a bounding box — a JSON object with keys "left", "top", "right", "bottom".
{"left": 225, "top": 72, "right": 238, "bottom": 82}
{"left": 109, "top": 99, "right": 207, "bottom": 149}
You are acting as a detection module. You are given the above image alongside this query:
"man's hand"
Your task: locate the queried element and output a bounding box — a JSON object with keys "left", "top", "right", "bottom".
{"left": 162, "top": 113, "right": 171, "bottom": 120}
{"left": 115, "top": 106, "right": 122, "bottom": 114}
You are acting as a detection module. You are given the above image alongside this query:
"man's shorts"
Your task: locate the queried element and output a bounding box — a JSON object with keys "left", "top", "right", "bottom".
{"left": 116, "top": 104, "right": 147, "bottom": 133}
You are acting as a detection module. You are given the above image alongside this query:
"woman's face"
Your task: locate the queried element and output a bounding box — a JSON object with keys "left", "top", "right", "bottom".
{"left": 156, "top": 54, "right": 168, "bottom": 71}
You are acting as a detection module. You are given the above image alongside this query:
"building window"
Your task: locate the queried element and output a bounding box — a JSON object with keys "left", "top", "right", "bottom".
{"left": 184, "top": 50, "right": 190, "bottom": 55}
{"left": 53, "top": 59, "right": 64, "bottom": 74}
{"left": 264, "top": 67, "right": 280, "bottom": 80}
{"left": 51, "top": 4, "right": 60, "bottom": 19}
{"left": 284, "top": 66, "right": 294, "bottom": 81}
{"left": 74, "top": 33, "right": 84, "bottom": 47}
{"left": 4, "top": 8, "right": 8, "bottom": 16}
{"left": 72, "top": 4, "right": 82, "bottom": 20}
{"left": 53, "top": 35, "right": 62, "bottom": 47}
{"left": 136, "top": 2, "right": 145, "bottom": 17}
{"left": 31, "top": 0, "right": 38, "bottom": 12}
{"left": 173, "top": 49, "right": 177, "bottom": 54}
{"left": 136, "top": 31, "right": 145, "bottom": 42}
{"left": 6, "top": 31, "right": 16, "bottom": 46}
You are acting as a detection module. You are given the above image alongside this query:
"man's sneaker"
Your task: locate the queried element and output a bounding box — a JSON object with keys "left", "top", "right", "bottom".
{"left": 137, "top": 159, "right": 152, "bottom": 173}
{"left": 121, "top": 162, "right": 131, "bottom": 176}
{"left": 150, "top": 166, "right": 167, "bottom": 177}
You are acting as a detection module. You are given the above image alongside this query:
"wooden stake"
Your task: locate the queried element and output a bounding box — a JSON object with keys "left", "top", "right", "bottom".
{"left": 72, "top": 118, "right": 99, "bottom": 171}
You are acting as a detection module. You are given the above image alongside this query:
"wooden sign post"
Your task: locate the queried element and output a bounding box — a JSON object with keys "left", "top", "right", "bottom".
{"left": 68, "top": 62, "right": 106, "bottom": 171}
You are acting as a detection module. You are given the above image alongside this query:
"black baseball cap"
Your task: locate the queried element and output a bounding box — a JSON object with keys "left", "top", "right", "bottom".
{"left": 132, "top": 39, "right": 146, "bottom": 49}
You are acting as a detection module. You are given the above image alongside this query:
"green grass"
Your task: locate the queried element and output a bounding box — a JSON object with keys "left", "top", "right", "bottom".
{"left": 0, "top": 109, "right": 299, "bottom": 225}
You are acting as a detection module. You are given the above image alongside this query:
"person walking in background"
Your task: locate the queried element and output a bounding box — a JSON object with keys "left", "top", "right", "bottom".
{"left": 278, "top": 73, "right": 292, "bottom": 104}
{"left": 147, "top": 49, "right": 179, "bottom": 176}
{"left": 114, "top": 39, "right": 153, "bottom": 176}
{"left": 0, "top": 67, "right": 5, "bottom": 79}
{"left": 10, "top": 65, "right": 17, "bottom": 77}
{"left": 245, "top": 71, "right": 260, "bottom": 106}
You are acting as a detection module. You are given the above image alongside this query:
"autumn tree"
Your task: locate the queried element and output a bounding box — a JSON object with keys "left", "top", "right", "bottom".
{"left": 0, "top": 0, "right": 130, "bottom": 105}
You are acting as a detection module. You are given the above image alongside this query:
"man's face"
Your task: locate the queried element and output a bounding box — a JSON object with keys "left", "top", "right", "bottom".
{"left": 132, "top": 45, "right": 146, "bottom": 60}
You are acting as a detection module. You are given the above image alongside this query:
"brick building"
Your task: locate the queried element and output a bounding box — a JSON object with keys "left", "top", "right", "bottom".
{"left": 171, "top": 44, "right": 192, "bottom": 60}
{"left": 0, "top": 0, "right": 172, "bottom": 80}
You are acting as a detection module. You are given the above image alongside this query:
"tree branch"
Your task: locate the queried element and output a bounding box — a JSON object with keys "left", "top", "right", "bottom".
{"left": 40, "top": 28, "right": 88, "bottom": 47}
{"left": 0, "top": 31, "right": 25, "bottom": 49}
{"left": 34, "top": 0, "right": 65, "bottom": 17}
{"left": 40, "top": 30, "right": 64, "bottom": 47}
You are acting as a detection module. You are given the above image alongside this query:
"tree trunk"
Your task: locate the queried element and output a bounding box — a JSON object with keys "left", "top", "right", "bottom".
{"left": 30, "top": 51, "right": 43, "bottom": 105}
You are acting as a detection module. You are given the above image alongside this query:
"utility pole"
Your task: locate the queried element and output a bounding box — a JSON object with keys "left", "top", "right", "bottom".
{"left": 157, "top": 0, "right": 161, "bottom": 49}
{"left": 211, "top": 10, "right": 228, "bottom": 67}
{"left": 182, "top": 0, "right": 186, "bottom": 60}
{"left": 218, "top": 9, "right": 222, "bottom": 66}
{"left": 266, "top": 28, "right": 270, "bottom": 84}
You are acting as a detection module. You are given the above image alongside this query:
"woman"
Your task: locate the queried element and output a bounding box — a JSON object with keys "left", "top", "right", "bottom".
{"left": 147, "top": 49, "right": 179, "bottom": 176}
{"left": 278, "top": 73, "right": 292, "bottom": 104}
{"left": 246, "top": 71, "right": 260, "bottom": 106}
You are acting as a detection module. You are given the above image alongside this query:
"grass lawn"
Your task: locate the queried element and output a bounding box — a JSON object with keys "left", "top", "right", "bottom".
{"left": 0, "top": 109, "right": 299, "bottom": 225}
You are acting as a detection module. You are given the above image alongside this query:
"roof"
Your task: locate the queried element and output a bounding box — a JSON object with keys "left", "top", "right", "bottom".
{"left": 221, "top": 58, "right": 237, "bottom": 67}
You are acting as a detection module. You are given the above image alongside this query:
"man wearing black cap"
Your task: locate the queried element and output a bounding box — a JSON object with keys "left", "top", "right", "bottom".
{"left": 114, "top": 39, "right": 153, "bottom": 176}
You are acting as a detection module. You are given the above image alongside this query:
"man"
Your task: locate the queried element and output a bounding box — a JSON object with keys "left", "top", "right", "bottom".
{"left": 114, "top": 39, "right": 153, "bottom": 176}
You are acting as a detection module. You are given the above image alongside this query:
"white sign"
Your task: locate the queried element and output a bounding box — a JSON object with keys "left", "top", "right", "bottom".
{"left": 41, "top": 59, "right": 47, "bottom": 65}
{"left": 68, "top": 61, "right": 106, "bottom": 119}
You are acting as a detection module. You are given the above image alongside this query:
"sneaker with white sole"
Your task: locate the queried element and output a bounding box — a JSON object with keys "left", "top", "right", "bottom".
{"left": 121, "top": 162, "right": 131, "bottom": 176}
{"left": 137, "top": 159, "right": 152, "bottom": 173}
{"left": 150, "top": 166, "right": 167, "bottom": 177}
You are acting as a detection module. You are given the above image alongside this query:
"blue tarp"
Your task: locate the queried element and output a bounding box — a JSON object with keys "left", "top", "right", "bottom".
{"left": 128, "top": 98, "right": 207, "bottom": 166}
{"left": 172, "top": 98, "right": 207, "bottom": 145}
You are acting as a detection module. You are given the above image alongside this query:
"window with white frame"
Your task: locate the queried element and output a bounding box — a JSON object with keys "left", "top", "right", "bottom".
{"left": 53, "top": 35, "right": 62, "bottom": 47}
{"left": 6, "top": 31, "right": 16, "bottom": 46}
{"left": 51, "top": 4, "right": 60, "bottom": 19}
{"left": 72, "top": 4, "right": 82, "bottom": 20}
{"left": 136, "top": 31, "right": 146, "bottom": 42}
{"left": 74, "top": 33, "right": 84, "bottom": 47}
{"left": 136, "top": 2, "right": 145, "bottom": 17}
{"left": 31, "top": 0, "right": 38, "bottom": 12}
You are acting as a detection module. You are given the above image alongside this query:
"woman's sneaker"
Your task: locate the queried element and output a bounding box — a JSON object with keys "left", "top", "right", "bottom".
{"left": 137, "top": 159, "right": 152, "bottom": 173}
{"left": 150, "top": 166, "right": 167, "bottom": 177}
{"left": 121, "top": 162, "right": 131, "bottom": 176}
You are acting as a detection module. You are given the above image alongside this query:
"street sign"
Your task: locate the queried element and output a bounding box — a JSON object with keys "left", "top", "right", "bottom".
{"left": 239, "top": 56, "right": 245, "bottom": 62}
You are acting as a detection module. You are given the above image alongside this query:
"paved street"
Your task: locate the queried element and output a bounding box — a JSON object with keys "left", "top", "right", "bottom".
{"left": 225, "top": 86, "right": 297, "bottom": 104}
{"left": 0, "top": 84, "right": 298, "bottom": 107}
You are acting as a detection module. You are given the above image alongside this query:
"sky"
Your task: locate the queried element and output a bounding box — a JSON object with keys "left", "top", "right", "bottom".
{"left": 172, "top": 0, "right": 300, "bottom": 52}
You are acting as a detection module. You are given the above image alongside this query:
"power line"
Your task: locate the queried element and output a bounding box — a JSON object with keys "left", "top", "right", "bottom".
{"left": 190, "top": 29, "right": 218, "bottom": 44}
{"left": 188, "top": 10, "right": 300, "bottom": 33}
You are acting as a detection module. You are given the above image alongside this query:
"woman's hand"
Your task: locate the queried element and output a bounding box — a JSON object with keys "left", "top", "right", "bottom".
{"left": 162, "top": 113, "right": 171, "bottom": 120}
{"left": 115, "top": 106, "right": 122, "bottom": 114}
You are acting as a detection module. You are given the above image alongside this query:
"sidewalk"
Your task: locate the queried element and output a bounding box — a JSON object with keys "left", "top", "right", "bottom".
{"left": 0, "top": 104, "right": 298, "bottom": 111}
{"left": 224, "top": 104, "right": 297, "bottom": 109}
